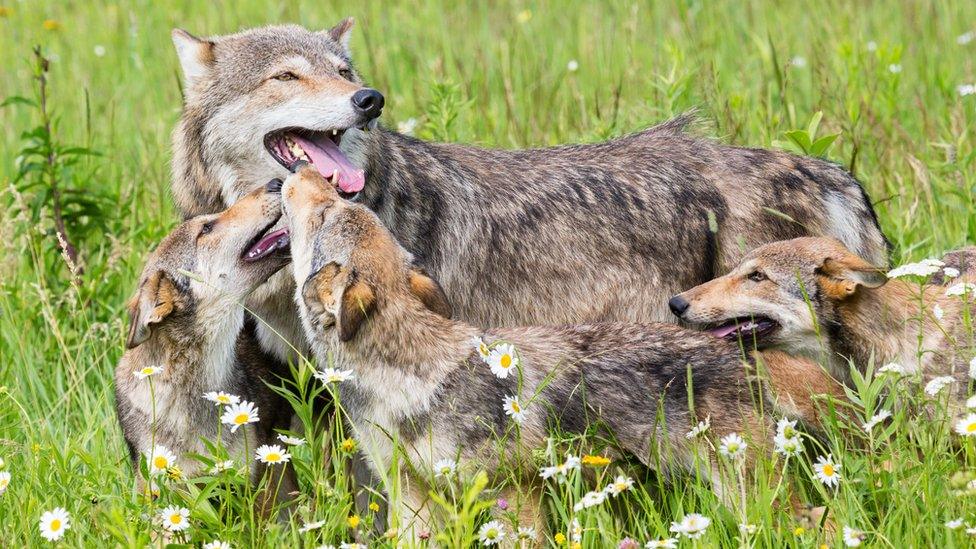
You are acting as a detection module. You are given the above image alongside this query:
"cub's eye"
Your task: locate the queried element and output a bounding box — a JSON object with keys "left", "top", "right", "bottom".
{"left": 273, "top": 71, "right": 299, "bottom": 82}
{"left": 198, "top": 221, "right": 215, "bottom": 238}
{"left": 338, "top": 67, "right": 354, "bottom": 80}
{"left": 748, "top": 270, "right": 767, "bottom": 283}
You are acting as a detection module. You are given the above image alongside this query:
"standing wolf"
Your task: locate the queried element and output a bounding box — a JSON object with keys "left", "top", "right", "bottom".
{"left": 170, "top": 20, "right": 889, "bottom": 360}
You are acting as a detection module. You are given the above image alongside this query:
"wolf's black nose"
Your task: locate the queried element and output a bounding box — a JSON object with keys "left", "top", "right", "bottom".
{"left": 266, "top": 178, "right": 283, "bottom": 193}
{"left": 668, "top": 295, "right": 690, "bottom": 317}
{"left": 351, "top": 88, "right": 385, "bottom": 120}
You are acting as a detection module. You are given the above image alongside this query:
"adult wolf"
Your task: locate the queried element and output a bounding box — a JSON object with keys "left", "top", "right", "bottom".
{"left": 170, "top": 20, "right": 889, "bottom": 360}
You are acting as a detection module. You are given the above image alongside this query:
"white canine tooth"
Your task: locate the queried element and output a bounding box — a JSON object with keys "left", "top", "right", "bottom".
{"left": 330, "top": 169, "right": 339, "bottom": 184}
{"left": 332, "top": 129, "right": 338, "bottom": 136}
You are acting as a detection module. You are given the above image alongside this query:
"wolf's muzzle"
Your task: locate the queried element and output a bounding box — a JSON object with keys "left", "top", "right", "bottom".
{"left": 352, "top": 88, "right": 385, "bottom": 120}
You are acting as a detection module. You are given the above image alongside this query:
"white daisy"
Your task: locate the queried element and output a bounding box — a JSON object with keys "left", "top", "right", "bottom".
{"left": 298, "top": 519, "right": 327, "bottom": 533}
{"left": 866, "top": 41, "right": 878, "bottom": 51}
{"left": 947, "top": 282, "right": 976, "bottom": 297}
{"left": 158, "top": 505, "right": 190, "bottom": 532}
{"left": 277, "top": 434, "right": 306, "bottom": 446}
{"left": 645, "top": 539, "right": 678, "bottom": 549}
{"left": 573, "top": 490, "right": 607, "bottom": 511}
{"left": 314, "top": 367, "right": 355, "bottom": 384}
{"left": 813, "top": 454, "right": 842, "bottom": 487}
{"left": 719, "top": 432, "right": 747, "bottom": 460}
{"left": 571, "top": 518, "right": 583, "bottom": 542}
{"left": 843, "top": 526, "right": 865, "bottom": 547}
{"left": 739, "top": 523, "right": 757, "bottom": 535}
{"left": 966, "top": 527, "right": 976, "bottom": 535}
{"left": 862, "top": 409, "right": 892, "bottom": 432}
{"left": 433, "top": 458, "right": 457, "bottom": 478}
{"left": 203, "top": 541, "right": 232, "bottom": 549}
{"left": 669, "top": 513, "right": 711, "bottom": 539}
{"left": 888, "top": 63, "right": 902, "bottom": 73}
{"left": 686, "top": 416, "right": 710, "bottom": 438}
{"left": 255, "top": 444, "right": 291, "bottom": 465}
{"left": 955, "top": 413, "right": 976, "bottom": 436}
{"left": 925, "top": 376, "right": 955, "bottom": 396}
{"left": 968, "top": 395, "right": 976, "bottom": 409}
{"left": 0, "top": 471, "right": 10, "bottom": 495}
{"left": 478, "top": 520, "right": 505, "bottom": 545}
{"left": 516, "top": 526, "right": 537, "bottom": 540}
{"left": 503, "top": 395, "right": 527, "bottom": 424}
{"left": 933, "top": 303, "right": 945, "bottom": 320}
{"left": 958, "top": 84, "right": 976, "bottom": 97}
{"left": 887, "top": 260, "right": 943, "bottom": 279}
{"left": 472, "top": 336, "right": 492, "bottom": 361}
{"left": 134, "top": 365, "right": 163, "bottom": 379}
{"left": 203, "top": 391, "right": 240, "bottom": 406}
{"left": 567, "top": 59, "right": 579, "bottom": 72}
{"left": 146, "top": 445, "right": 177, "bottom": 476}
{"left": 970, "top": 357, "right": 976, "bottom": 380}
{"left": 210, "top": 460, "right": 234, "bottom": 474}
{"left": 776, "top": 417, "right": 799, "bottom": 440}
{"left": 39, "top": 507, "right": 70, "bottom": 541}
{"left": 878, "top": 362, "right": 906, "bottom": 376}
{"left": 488, "top": 343, "right": 519, "bottom": 379}
{"left": 220, "top": 400, "right": 259, "bottom": 433}
{"left": 959, "top": 31, "right": 975, "bottom": 45}
{"left": 790, "top": 56, "right": 807, "bottom": 68}
{"left": 774, "top": 433, "right": 804, "bottom": 457}
{"left": 944, "top": 267, "right": 961, "bottom": 279}
{"left": 605, "top": 475, "right": 635, "bottom": 496}
{"left": 396, "top": 117, "right": 419, "bottom": 136}
{"left": 946, "top": 518, "right": 964, "bottom": 529}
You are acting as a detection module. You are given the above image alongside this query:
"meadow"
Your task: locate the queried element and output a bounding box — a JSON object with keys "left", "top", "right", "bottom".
{"left": 1, "top": 0, "right": 976, "bottom": 546}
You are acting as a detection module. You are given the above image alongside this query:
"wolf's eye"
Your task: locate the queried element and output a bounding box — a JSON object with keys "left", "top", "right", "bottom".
{"left": 273, "top": 71, "right": 299, "bottom": 82}
{"left": 198, "top": 221, "right": 215, "bottom": 238}
{"left": 748, "top": 270, "right": 767, "bottom": 283}
{"left": 338, "top": 67, "right": 354, "bottom": 80}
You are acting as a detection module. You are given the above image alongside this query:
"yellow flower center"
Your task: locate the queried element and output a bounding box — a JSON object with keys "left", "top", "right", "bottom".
{"left": 234, "top": 413, "right": 249, "bottom": 425}
{"left": 500, "top": 354, "right": 512, "bottom": 368}
{"left": 822, "top": 464, "right": 834, "bottom": 476}
{"left": 794, "top": 526, "right": 805, "bottom": 535}
{"left": 217, "top": 395, "right": 229, "bottom": 403}
{"left": 142, "top": 367, "right": 153, "bottom": 375}
{"left": 170, "top": 514, "right": 182, "bottom": 524}
{"left": 50, "top": 519, "right": 61, "bottom": 531}
{"left": 266, "top": 453, "right": 280, "bottom": 462}
{"left": 967, "top": 423, "right": 976, "bottom": 433}
{"left": 153, "top": 456, "right": 168, "bottom": 469}
{"left": 0, "top": 480, "right": 7, "bottom": 488}
{"left": 511, "top": 401, "right": 521, "bottom": 413}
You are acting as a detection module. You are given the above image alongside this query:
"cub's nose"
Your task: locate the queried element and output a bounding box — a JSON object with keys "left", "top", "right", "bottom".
{"left": 351, "top": 88, "right": 385, "bottom": 120}
{"left": 265, "top": 178, "right": 283, "bottom": 193}
{"left": 668, "top": 295, "right": 690, "bottom": 317}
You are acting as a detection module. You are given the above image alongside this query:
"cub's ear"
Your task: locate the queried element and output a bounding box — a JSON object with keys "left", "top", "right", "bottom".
{"left": 408, "top": 268, "right": 452, "bottom": 318}
{"left": 338, "top": 271, "right": 376, "bottom": 342}
{"left": 300, "top": 262, "right": 341, "bottom": 331}
{"left": 171, "top": 29, "right": 215, "bottom": 89}
{"left": 818, "top": 255, "right": 887, "bottom": 299}
{"left": 326, "top": 17, "right": 355, "bottom": 50}
{"left": 126, "top": 271, "right": 180, "bottom": 349}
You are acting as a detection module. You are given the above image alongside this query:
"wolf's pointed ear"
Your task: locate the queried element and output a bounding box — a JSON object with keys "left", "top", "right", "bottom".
{"left": 126, "top": 271, "right": 179, "bottom": 349}
{"left": 408, "top": 268, "right": 452, "bottom": 318}
{"left": 818, "top": 255, "right": 888, "bottom": 299}
{"left": 338, "top": 271, "right": 376, "bottom": 342}
{"left": 326, "top": 17, "right": 355, "bottom": 50}
{"left": 172, "top": 29, "right": 215, "bottom": 88}
{"left": 301, "top": 262, "right": 341, "bottom": 330}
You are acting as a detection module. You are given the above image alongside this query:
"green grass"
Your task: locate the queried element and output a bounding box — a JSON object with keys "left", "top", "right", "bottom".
{"left": 1, "top": 0, "right": 975, "bottom": 546}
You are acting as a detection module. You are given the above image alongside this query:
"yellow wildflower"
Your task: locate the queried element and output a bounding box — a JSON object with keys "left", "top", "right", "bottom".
{"left": 347, "top": 514, "right": 361, "bottom": 528}
{"left": 341, "top": 438, "right": 357, "bottom": 452}
{"left": 554, "top": 532, "right": 566, "bottom": 545}
{"left": 42, "top": 19, "right": 60, "bottom": 31}
{"left": 581, "top": 454, "right": 611, "bottom": 467}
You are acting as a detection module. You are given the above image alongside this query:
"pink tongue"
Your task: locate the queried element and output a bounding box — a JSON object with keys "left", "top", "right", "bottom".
{"left": 708, "top": 323, "right": 741, "bottom": 338}
{"left": 293, "top": 135, "right": 365, "bottom": 193}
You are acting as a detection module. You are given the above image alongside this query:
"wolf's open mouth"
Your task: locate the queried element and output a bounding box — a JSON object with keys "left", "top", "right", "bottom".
{"left": 704, "top": 316, "right": 780, "bottom": 342}
{"left": 264, "top": 128, "right": 364, "bottom": 200}
{"left": 243, "top": 216, "right": 290, "bottom": 263}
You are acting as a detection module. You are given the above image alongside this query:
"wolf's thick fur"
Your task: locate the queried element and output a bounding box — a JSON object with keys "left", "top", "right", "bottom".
{"left": 282, "top": 166, "right": 846, "bottom": 539}
{"left": 114, "top": 185, "right": 296, "bottom": 510}
{"left": 672, "top": 237, "right": 976, "bottom": 403}
{"left": 169, "top": 22, "right": 889, "bottom": 363}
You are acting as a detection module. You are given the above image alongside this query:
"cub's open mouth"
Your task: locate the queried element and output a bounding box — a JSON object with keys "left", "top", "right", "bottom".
{"left": 243, "top": 216, "right": 290, "bottom": 263}
{"left": 704, "top": 316, "right": 780, "bottom": 342}
{"left": 264, "top": 128, "right": 364, "bottom": 200}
